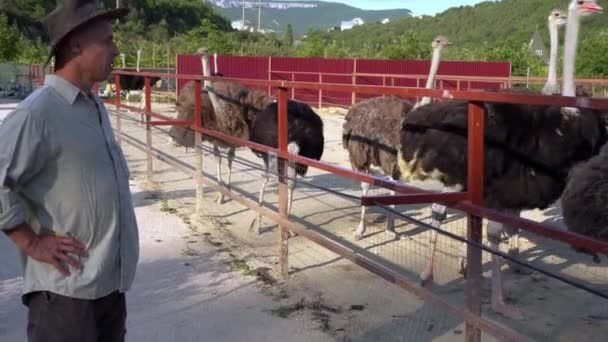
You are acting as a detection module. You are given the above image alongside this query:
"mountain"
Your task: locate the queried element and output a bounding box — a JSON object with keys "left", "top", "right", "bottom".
{"left": 208, "top": 0, "right": 412, "bottom": 37}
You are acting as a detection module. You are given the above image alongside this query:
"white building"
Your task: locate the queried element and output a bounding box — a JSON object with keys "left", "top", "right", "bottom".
{"left": 340, "top": 17, "right": 365, "bottom": 31}
{"left": 231, "top": 19, "right": 254, "bottom": 31}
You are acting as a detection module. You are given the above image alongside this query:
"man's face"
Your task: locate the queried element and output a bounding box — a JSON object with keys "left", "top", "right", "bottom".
{"left": 75, "top": 20, "right": 119, "bottom": 82}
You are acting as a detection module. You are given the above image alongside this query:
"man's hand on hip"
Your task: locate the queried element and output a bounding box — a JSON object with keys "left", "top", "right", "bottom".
{"left": 4, "top": 224, "right": 87, "bottom": 276}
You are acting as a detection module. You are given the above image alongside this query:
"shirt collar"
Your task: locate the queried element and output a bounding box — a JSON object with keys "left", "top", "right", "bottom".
{"left": 44, "top": 75, "right": 90, "bottom": 105}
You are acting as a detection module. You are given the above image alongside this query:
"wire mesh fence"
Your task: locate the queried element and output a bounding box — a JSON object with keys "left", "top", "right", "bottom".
{"left": 105, "top": 96, "right": 608, "bottom": 341}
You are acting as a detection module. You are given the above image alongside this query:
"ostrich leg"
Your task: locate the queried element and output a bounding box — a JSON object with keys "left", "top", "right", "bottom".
{"left": 420, "top": 203, "right": 447, "bottom": 286}
{"left": 353, "top": 179, "right": 371, "bottom": 240}
{"left": 250, "top": 153, "right": 277, "bottom": 234}
{"left": 487, "top": 219, "right": 524, "bottom": 320}
{"left": 385, "top": 189, "right": 398, "bottom": 239}
{"left": 214, "top": 145, "right": 225, "bottom": 204}
{"left": 221, "top": 146, "right": 236, "bottom": 204}
{"left": 285, "top": 142, "right": 300, "bottom": 237}
{"left": 504, "top": 213, "right": 529, "bottom": 274}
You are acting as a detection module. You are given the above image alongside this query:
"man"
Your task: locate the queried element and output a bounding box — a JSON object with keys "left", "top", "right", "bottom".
{"left": 0, "top": 1, "right": 139, "bottom": 341}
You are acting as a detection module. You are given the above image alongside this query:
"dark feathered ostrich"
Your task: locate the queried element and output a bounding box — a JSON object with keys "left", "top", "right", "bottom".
{"left": 342, "top": 35, "right": 451, "bottom": 240}
{"left": 397, "top": 0, "right": 605, "bottom": 319}
{"left": 248, "top": 100, "right": 325, "bottom": 235}
{"left": 560, "top": 0, "right": 608, "bottom": 252}
{"left": 169, "top": 48, "right": 255, "bottom": 204}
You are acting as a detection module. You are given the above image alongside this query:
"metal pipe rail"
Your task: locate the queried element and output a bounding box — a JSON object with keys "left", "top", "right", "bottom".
{"left": 107, "top": 69, "right": 608, "bottom": 342}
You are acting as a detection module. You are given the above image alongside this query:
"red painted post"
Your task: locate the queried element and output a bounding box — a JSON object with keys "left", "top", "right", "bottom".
{"left": 277, "top": 87, "right": 289, "bottom": 279}
{"left": 291, "top": 73, "right": 295, "bottom": 100}
{"left": 466, "top": 101, "right": 485, "bottom": 342}
{"left": 194, "top": 79, "right": 204, "bottom": 217}
{"left": 145, "top": 76, "right": 153, "bottom": 181}
{"left": 114, "top": 74, "right": 122, "bottom": 145}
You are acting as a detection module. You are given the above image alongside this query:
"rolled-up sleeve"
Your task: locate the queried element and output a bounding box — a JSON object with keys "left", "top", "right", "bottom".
{"left": 0, "top": 107, "right": 48, "bottom": 231}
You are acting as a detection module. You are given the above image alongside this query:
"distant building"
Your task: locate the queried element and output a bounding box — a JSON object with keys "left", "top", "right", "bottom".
{"left": 340, "top": 17, "right": 364, "bottom": 31}
{"left": 381, "top": 18, "right": 390, "bottom": 24}
{"left": 231, "top": 19, "right": 253, "bottom": 31}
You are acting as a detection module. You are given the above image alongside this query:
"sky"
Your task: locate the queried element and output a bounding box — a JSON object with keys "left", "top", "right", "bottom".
{"left": 332, "top": 0, "right": 490, "bottom": 16}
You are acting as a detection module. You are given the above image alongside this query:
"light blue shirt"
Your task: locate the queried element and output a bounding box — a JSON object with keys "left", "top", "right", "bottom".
{"left": 0, "top": 75, "right": 139, "bottom": 299}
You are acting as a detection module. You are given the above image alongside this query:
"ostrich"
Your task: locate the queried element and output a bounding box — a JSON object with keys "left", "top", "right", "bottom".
{"left": 248, "top": 100, "right": 325, "bottom": 235}
{"left": 561, "top": 141, "right": 608, "bottom": 253}
{"left": 184, "top": 49, "right": 324, "bottom": 234}
{"left": 542, "top": 9, "right": 568, "bottom": 95}
{"left": 397, "top": 0, "right": 605, "bottom": 319}
{"left": 342, "top": 35, "right": 451, "bottom": 240}
{"left": 169, "top": 48, "right": 255, "bottom": 204}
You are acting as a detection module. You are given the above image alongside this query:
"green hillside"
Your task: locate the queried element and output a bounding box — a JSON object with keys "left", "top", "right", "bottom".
{"left": 328, "top": 0, "right": 607, "bottom": 51}
{"left": 213, "top": 1, "right": 411, "bottom": 37}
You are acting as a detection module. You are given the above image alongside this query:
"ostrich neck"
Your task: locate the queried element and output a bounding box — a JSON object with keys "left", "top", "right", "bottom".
{"left": 414, "top": 47, "right": 442, "bottom": 109}
{"left": 544, "top": 24, "right": 559, "bottom": 94}
{"left": 202, "top": 56, "right": 225, "bottom": 115}
{"left": 425, "top": 47, "right": 441, "bottom": 89}
{"left": 562, "top": 12, "right": 580, "bottom": 97}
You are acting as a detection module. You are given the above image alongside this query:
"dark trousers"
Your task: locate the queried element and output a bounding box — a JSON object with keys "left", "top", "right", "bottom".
{"left": 23, "top": 290, "right": 127, "bottom": 342}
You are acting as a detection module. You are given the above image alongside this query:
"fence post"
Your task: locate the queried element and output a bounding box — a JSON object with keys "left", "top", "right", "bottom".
{"left": 145, "top": 77, "right": 153, "bottom": 182}
{"left": 291, "top": 73, "right": 295, "bottom": 100}
{"left": 194, "top": 80, "right": 204, "bottom": 218}
{"left": 351, "top": 58, "right": 357, "bottom": 105}
{"left": 466, "top": 102, "right": 485, "bottom": 342}
{"left": 267, "top": 56, "right": 272, "bottom": 96}
{"left": 277, "top": 87, "right": 289, "bottom": 279}
{"left": 318, "top": 74, "right": 323, "bottom": 109}
{"left": 114, "top": 74, "right": 122, "bottom": 146}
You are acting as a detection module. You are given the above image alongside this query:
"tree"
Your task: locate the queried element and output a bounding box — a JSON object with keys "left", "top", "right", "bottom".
{"left": 284, "top": 24, "right": 294, "bottom": 47}
{"left": 0, "top": 14, "right": 20, "bottom": 61}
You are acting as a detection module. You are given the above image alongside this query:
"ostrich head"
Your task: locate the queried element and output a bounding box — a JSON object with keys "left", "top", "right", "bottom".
{"left": 569, "top": 0, "right": 603, "bottom": 16}
{"left": 197, "top": 47, "right": 210, "bottom": 57}
{"left": 198, "top": 47, "right": 211, "bottom": 76}
{"left": 548, "top": 9, "right": 568, "bottom": 28}
{"left": 431, "top": 35, "right": 452, "bottom": 50}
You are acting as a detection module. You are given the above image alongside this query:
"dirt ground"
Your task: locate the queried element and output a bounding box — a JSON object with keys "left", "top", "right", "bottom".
{"left": 2, "top": 96, "right": 608, "bottom": 341}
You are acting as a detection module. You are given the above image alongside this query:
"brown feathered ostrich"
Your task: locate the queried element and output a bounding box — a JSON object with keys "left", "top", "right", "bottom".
{"left": 168, "top": 48, "right": 256, "bottom": 204}
{"left": 398, "top": 0, "right": 605, "bottom": 319}
{"left": 342, "top": 35, "right": 451, "bottom": 240}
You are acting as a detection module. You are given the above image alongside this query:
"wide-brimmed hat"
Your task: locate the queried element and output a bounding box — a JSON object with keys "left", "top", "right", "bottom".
{"left": 40, "top": 0, "right": 129, "bottom": 67}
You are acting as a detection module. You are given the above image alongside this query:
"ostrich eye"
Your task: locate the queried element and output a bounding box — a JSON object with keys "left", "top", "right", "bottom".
{"left": 577, "top": 0, "right": 584, "bottom": 5}
{"left": 554, "top": 12, "right": 560, "bottom": 16}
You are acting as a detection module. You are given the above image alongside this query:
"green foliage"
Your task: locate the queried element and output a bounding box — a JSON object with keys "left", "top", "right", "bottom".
{"left": 0, "top": 14, "right": 21, "bottom": 61}
{"left": 2, "top": 0, "right": 607, "bottom": 79}
{"left": 284, "top": 24, "right": 294, "bottom": 48}
{"left": 381, "top": 32, "right": 428, "bottom": 60}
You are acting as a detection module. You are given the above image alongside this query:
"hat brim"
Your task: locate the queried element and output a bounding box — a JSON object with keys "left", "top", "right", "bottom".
{"left": 44, "top": 7, "right": 130, "bottom": 68}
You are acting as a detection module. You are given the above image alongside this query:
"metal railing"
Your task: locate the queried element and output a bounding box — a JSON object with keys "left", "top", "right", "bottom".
{"left": 105, "top": 69, "right": 608, "bottom": 342}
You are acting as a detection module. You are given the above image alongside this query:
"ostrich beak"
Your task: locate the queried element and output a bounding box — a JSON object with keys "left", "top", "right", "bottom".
{"left": 582, "top": 3, "right": 603, "bottom": 13}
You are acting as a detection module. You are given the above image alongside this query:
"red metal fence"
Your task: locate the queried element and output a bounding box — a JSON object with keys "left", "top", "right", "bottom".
{"left": 176, "top": 55, "right": 512, "bottom": 107}
{"left": 105, "top": 69, "right": 608, "bottom": 342}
